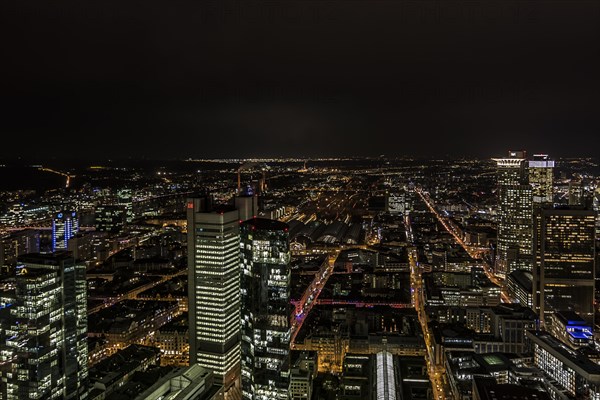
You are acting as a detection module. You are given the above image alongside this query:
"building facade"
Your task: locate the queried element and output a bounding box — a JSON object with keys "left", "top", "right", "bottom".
{"left": 0, "top": 252, "right": 88, "bottom": 400}
{"left": 527, "top": 330, "right": 600, "bottom": 399}
{"left": 52, "top": 211, "right": 79, "bottom": 251}
{"left": 493, "top": 151, "right": 533, "bottom": 277}
{"left": 240, "top": 218, "right": 291, "bottom": 400}
{"left": 528, "top": 154, "right": 554, "bottom": 205}
{"left": 235, "top": 191, "right": 259, "bottom": 222}
{"left": 187, "top": 197, "right": 240, "bottom": 389}
{"left": 506, "top": 269, "right": 533, "bottom": 308}
{"left": 532, "top": 206, "right": 596, "bottom": 326}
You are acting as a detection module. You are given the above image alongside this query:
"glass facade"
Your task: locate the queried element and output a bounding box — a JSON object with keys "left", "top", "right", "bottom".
{"left": 240, "top": 218, "right": 291, "bottom": 400}
{"left": 0, "top": 252, "right": 88, "bottom": 400}
{"left": 528, "top": 155, "right": 554, "bottom": 204}
{"left": 528, "top": 330, "right": 600, "bottom": 400}
{"left": 376, "top": 351, "right": 397, "bottom": 400}
{"left": 494, "top": 153, "right": 532, "bottom": 277}
{"left": 52, "top": 212, "right": 79, "bottom": 251}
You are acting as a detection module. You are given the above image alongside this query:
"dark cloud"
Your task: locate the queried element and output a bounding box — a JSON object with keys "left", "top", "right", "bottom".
{"left": 1, "top": 0, "right": 599, "bottom": 159}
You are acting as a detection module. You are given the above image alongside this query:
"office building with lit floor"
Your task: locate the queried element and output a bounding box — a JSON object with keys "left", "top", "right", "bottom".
{"left": 52, "top": 211, "right": 79, "bottom": 251}
{"left": 493, "top": 151, "right": 533, "bottom": 277}
{"left": 528, "top": 154, "right": 554, "bottom": 205}
{"left": 549, "top": 310, "right": 593, "bottom": 349}
{"left": 527, "top": 330, "right": 600, "bottom": 400}
{"left": 240, "top": 218, "right": 291, "bottom": 400}
{"left": 0, "top": 252, "right": 88, "bottom": 400}
{"left": 506, "top": 269, "right": 533, "bottom": 308}
{"left": 187, "top": 197, "right": 241, "bottom": 389}
{"left": 532, "top": 205, "right": 596, "bottom": 326}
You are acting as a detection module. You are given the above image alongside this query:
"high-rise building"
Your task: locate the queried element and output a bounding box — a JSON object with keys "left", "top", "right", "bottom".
{"left": 493, "top": 151, "right": 533, "bottom": 276}
{"left": 528, "top": 154, "right": 554, "bottom": 204}
{"left": 187, "top": 197, "right": 240, "bottom": 389}
{"left": 235, "top": 189, "right": 259, "bottom": 222}
{"left": 532, "top": 206, "right": 596, "bottom": 326}
{"left": 0, "top": 252, "right": 88, "bottom": 400}
{"left": 52, "top": 211, "right": 79, "bottom": 251}
{"left": 240, "top": 218, "right": 291, "bottom": 400}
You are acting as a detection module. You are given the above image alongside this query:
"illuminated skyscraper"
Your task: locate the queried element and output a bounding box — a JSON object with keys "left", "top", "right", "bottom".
{"left": 52, "top": 211, "right": 79, "bottom": 251}
{"left": 187, "top": 197, "right": 240, "bottom": 389}
{"left": 532, "top": 206, "right": 596, "bottom": 326}
{"left": 528, "top": 154, "right": 554, "bottom": 205}
{"left": 240, "top": 218, "right": 291, "bottom": 400}
{"left": 493, "top": 151, "right": 533, "bottom": 276}
{"left": 0, "top": 252, "right": 88, "bottom": 400}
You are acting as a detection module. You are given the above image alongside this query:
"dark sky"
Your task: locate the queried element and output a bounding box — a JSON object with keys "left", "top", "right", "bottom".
{"left": 1, "top": 0, "right": 599, "bottom": 159}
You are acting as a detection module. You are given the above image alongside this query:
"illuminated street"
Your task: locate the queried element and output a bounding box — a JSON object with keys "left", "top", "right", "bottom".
{"left": 406, "top": 218, "right": 448, "bottom": 400}
{"left": 290, "top": 250, "right": 337, "bottom": 347}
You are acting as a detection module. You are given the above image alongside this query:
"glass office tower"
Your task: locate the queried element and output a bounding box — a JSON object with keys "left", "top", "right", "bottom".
{"left": 0, "top": 252, "right": 87, "bottom": 400}
{"left": 240, "top": 218, "right": 291, "bottom": 400}
{"left": 493, "top": 151, "right": 533, "bottom": 277}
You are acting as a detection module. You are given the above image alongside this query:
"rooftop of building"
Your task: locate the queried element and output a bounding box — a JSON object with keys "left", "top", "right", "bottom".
{"left": 554, "top": 310, "right": 588, "bottom": 326}
{"left": 397, "top": 356, "right": 429, "bottom": 381}
{"left": 291, "top": 349, "right": 318, "bottom": 368}
{"left": 507, "top": 269, "right": 533, "bottom": 292}
{"left": 472, "top": 353, "right": 512, "bottom": 373}
{"left": 430, "top": 322, "right": 475, "bottom": 348}
{"left": 241, "top": 217, "right": 289, "bottom": 231}
{"left": 17, "top": 250, "right": 75, "bottom": 264}
{"left": 89, "top": 344, "right": 161, "bottom": 388}
{"left": 88, "top": 299, "right": 179, "bottom": 334}
{"left": 490, "top": 303, "right": 537, "bottom": 319}
{"left": 473, "top": 376, "right": 551, "bottom": 400}
{"left": 106, "top": 364, "right": 218, "bottom": 400}
{"left": 158, "top": 312, "right": 188, "bottom": 333}
{"left": 211, "top": 204, "right": 238, "bottom": 214}
{"left": 296, "top": 304, "right": 422, "bottom": 344}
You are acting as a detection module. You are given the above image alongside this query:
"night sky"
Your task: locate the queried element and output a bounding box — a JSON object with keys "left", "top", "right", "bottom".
{"left": 1, "top": 0, "right": 599, "bottom": 159}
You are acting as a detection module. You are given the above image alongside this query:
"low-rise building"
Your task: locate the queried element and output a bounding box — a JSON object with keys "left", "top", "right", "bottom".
{"left": 527, "top": 330, "right": 600, "bottom": 400}
{"left": 88, "top": 345, "right": 161, "bottom": 400}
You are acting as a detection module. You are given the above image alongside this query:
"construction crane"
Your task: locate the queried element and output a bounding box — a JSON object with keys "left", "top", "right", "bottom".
{"left": 38, "top": 167, "right": 74, "bottom": 188}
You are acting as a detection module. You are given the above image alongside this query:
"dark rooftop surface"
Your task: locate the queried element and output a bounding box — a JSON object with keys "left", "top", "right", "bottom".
{"left": 241, "top": 217, "right": 289, "bottom": 231}
{"left": 474, "top": 379, "right": 551, "bottom": 400}
{"left": 508, "top": 269, "right": 533, "bottom": 292}
{"left": 555, "top": 310, "right": 587, "bottom": 326}
{"left": 18, "top": 251, "right": 74, "bottom": 264}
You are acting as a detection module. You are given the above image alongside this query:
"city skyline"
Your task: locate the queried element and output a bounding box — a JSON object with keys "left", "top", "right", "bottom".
{"left": 0, "top": 149, "right": 598, "bottom": 399}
